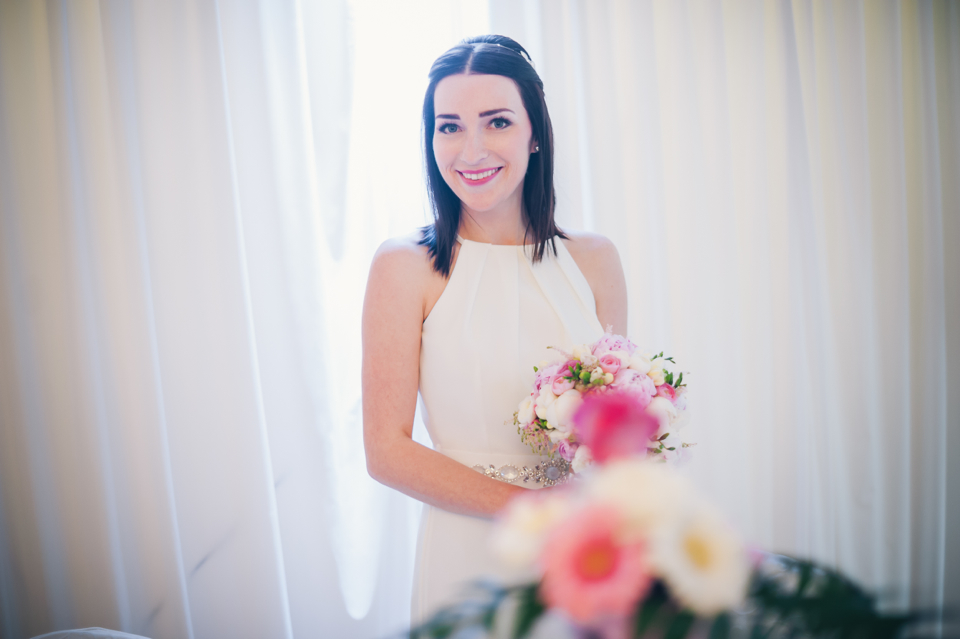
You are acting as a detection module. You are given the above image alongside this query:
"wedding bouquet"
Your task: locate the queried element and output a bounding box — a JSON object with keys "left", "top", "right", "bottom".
{"left": 515, "top": 332, "right": 693, "bottom": 472}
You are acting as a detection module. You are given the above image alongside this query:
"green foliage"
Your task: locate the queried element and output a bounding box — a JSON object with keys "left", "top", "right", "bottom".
{"left": 407, "top": 555, "right": 934, "bottom": 639}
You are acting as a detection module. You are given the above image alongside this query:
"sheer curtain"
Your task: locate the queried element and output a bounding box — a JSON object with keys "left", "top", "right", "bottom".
{"left": 0, "top": 1, "right": 487, "bottom": 637}
{"left": 0, "top": 2, "right": 957, "bottom": 639}
{"left": 491, "top": 0, "right": 960, "bottom": 623}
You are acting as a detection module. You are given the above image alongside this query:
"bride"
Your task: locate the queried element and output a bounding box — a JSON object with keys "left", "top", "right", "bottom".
{"left": 361, "top": 35, "right": 628, "bottom": 624}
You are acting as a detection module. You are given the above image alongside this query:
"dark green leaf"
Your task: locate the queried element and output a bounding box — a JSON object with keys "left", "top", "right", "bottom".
{"left": 708, "top": 613, "right": 731, "bottom": 639}
{"left": 512, "top": 584, "right": 545, "bottom": 639}
{"left": 663, "top": 611, "right": 696, "bottom": 639}
{"left": 677, "top": 372, "right": 684, "bottom": 386}
{"left": 634, "top": 594, "right": 666, "bottom": 637}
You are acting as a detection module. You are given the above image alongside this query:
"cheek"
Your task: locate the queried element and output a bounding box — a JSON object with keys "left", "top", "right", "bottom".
{"left": 432, "top": 137, "right": 457, "bottom": 170}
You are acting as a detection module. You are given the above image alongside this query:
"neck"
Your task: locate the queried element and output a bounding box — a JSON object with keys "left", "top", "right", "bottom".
{"left": 458, "top": 193, "right": 528, "bottom": 245}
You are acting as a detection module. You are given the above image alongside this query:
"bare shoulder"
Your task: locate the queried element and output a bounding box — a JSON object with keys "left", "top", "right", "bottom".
{"left": 371, "top": 230, "right": 432, "bottom": 271}
{"left": 559, "top": 230, "right": 628, "bottom": 333}
{"left": 367, "top": 230, "right": 446, "bottom": 321}
{"left": 559, "top": 230, "right": 622, "bottom": 276}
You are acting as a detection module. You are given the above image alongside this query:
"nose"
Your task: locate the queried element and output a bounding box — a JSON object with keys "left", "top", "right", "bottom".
{"left": 459, "top": 127, "right": 488, "bottom": 165}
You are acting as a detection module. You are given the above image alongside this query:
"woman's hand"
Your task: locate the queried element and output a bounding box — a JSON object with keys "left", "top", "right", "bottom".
{"left": 361, "top": 235, "right": 526, "bottom": 518}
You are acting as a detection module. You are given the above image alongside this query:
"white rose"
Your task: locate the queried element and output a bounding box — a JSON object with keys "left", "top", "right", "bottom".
{"left": 647, "top": 366, "right": 665, "bottom": 386}
{"left": 571, "top": 344, "right": 593, "bottom": 360}
{"left": 571, "top": 444, "right": 594, "bottom": 473}
{"left": 589, "top": 366, "right": 605, "bottom": 383}
{"left": 517, "top": 396, "right": 535, "bottom": 425}
{"left": 647, "top": 396, "right": 678, "bottom": 435}
{"left": 628, "top": 355, "right": 653, "bottom": 375}
{"left": 548, "top": 428, "right": 569, "bottom": 443}
{"left": 545, "top": 389, "right": 583, "bottom": 432}
{"left": 535, "top": 387, "right": 558, "bottom": 421}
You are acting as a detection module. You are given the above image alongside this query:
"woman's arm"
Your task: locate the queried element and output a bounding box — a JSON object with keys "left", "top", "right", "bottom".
{"left": 361, "top": 237, "right": 526, "bottom": 518}
{"left": 562, "top": 232, "right": 628, "bottom": 334}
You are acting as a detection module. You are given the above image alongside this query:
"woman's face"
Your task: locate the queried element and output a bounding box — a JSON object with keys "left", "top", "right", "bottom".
{"left": 432, "top": 73, "right": 536, "bottom": 219}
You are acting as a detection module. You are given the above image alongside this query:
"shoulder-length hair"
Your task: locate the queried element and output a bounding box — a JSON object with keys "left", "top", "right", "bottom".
{"left": 419, "top": 35, "right": 565, "bottom": 277}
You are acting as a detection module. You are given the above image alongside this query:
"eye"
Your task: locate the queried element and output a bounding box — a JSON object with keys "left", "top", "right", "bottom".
{"left": 438, "top": 122, "right": 460, "bottom": 134}
{"left": 490, "top": 117, "right": 512, "bottom": 130}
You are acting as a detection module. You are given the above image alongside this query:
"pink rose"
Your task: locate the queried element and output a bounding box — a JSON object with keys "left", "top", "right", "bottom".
{"left": 535, "top": 363, "right": 561, "bottom": 393}
{"left": 572, "top": 392, "right": 659, "bottom": 463}
{"left": 598, "top": 354, "right": 621, "bottom": 375}
{"left": 551, "top": 375, "right": 576, "bottom": 395}
{"left": 656, "top": 383, "right": 677, "bottom": 403}
{"left": 557, "top": 439, "right": 579, "bottom": 462}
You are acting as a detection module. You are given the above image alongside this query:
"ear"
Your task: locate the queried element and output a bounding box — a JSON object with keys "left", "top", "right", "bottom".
{"left": 530, "top": 140, "right": 540, "bottom": 153}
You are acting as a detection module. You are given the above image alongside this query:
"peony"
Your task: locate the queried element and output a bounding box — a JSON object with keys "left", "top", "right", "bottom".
{"left": 540, "top": 505, "right": 652, "bottom": 623}
{"left": 517, "top": 395, "right": 536, "bottom": 425}
{"left": 591, "top": 333, "right": 638, "bottom": 355}
{"left": 573, "top": 393, "right": 659, "bottom": 463}
{"left": 546, "top": 389, "right": 584, "bottom": 432}
{"left": 650, "top": 504, "right": 751, "bottom": 615}
{"left": 535, "top": 387, "right": 558, "bottom": 421}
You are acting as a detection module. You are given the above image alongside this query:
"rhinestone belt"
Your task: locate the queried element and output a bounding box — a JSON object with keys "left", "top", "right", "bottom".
{"left": 472, "top": 457, "right": 572, "bottom": 487}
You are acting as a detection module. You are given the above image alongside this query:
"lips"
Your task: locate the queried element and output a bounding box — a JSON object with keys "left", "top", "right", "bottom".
{"left": 457, "top": 167, "right": 502, "bottom": 186}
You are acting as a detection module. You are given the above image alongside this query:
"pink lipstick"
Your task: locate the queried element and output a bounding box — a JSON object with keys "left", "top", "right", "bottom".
{"left": 457, "top": 167, "right": 502, "bottom": 186}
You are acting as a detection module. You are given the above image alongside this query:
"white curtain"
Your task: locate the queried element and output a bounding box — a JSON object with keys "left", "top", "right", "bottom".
{"left": 0, "top": 2, "right": 956, "bottom": 639}
{"left": 491, "top": 0, "right": 960, "bottom": 624}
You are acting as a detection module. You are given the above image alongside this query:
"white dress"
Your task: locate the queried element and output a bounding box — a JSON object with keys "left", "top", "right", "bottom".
{"left": 413, "top": 235, "right": 605, "bottom": 623}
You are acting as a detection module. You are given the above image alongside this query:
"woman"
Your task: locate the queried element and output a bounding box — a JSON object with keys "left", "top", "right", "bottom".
{"left": 361, "top": 35, "right": 628, "bottom": 623}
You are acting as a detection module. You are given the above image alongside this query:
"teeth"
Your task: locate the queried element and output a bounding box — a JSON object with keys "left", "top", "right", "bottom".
{"left": 463, "top": 168, "right": 499, "bottom": 180}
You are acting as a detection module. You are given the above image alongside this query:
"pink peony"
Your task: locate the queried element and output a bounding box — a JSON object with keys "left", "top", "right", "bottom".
{"left": 572, "top": 393, "right": 659, "bottom": 463}
{"left": 551, "top": 374, "right": 576, "bottom": 396}
{"left": 591, "top": 333, "right": 639, "bottom": 356}
{"left": 598, "top": 354, "right": 621, "bottom": 375}
{"left": 540, "top": 505, "right": 652, "bottom": 622}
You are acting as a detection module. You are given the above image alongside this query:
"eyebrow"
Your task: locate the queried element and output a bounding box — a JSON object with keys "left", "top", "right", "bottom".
{"left": 435, "top": 108, "right": 515, "bottom": 120}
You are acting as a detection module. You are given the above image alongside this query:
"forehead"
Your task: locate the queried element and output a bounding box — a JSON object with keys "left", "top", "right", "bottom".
{"left": 434, "top": 73, "right": 526, "bottom": 117}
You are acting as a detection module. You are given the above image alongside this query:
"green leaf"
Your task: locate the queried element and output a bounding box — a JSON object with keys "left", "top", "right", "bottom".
{"left": 676, "top": 372, "right": 684, "bottom": 386}
{"left": 665, "top": 372, "right": 674, "bottom": 385}
{"left": 663, "top": 611, "right": 696, "bottom": 639}
{"left": 512, "top": 584, "right": 545, "bottom": 639}
{"left": 708, "top": 613, "right": 731, "bottom": 639}
{"left": 634, "top": 594, "right": 666, "bottom": 637}
{"left": 533, "top": 366, "right": 538, "bottom": 372}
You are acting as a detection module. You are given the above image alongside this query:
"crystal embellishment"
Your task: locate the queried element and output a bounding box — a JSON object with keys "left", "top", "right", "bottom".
{"left": 471, "top": 458, "right": 571, "bottom": 487}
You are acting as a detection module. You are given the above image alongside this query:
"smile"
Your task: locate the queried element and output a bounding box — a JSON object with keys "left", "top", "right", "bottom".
{"left": 457, "top": 167, "right": 502, "bottom": 185}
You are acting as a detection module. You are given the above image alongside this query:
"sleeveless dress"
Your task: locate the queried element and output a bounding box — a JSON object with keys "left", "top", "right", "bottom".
{"left": 413, "top": 235, "right": 605, "bottom": 623}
